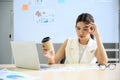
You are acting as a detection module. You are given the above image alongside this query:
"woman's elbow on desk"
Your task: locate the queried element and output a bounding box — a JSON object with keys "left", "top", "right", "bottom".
{"left": 97, "top": 58, "right": 108, "bottom": 65}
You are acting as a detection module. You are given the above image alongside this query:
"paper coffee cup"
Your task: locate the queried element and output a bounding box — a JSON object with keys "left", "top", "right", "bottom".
{"left": 41, "top": 37, "right": 54, "bottom": 51}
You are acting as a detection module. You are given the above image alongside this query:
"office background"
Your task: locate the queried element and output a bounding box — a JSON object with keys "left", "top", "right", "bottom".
{"left": 0, "top": 0, "right": 120, "bottom": 64}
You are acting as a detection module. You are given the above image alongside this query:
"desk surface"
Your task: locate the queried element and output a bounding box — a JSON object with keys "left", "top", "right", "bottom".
{"left": 0, "top": 64, "right": 120, "bottom": 80}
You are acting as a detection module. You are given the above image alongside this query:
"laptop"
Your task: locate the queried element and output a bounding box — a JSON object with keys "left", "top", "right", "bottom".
{"left": 10, "top": 41, "right": 50, "bottom": 70}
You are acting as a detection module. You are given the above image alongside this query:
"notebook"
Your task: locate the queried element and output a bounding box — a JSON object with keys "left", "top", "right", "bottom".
{"left": 10, "top": 41, "right": 50, "bottom": 70}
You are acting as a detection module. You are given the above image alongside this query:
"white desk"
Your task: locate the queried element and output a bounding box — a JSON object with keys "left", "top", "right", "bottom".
{"left": 0, "top": 64, "right": 120, "bottom": 80}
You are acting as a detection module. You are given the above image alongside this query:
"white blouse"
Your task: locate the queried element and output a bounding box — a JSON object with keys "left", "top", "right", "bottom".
{"left": 65, "top": 38, "right": 97, "bottom": 64}
{"left": 78, "top": 43, "right": 87, "bottom": 63}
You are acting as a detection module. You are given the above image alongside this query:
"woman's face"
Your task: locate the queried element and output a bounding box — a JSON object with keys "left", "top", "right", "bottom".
{"left": 76, "top": 22, "right": 91, "bottom": 41}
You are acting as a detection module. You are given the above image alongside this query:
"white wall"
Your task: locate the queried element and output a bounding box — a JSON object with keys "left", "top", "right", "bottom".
{"left": 14, "top": 0, "right": 119, "bottom": 43}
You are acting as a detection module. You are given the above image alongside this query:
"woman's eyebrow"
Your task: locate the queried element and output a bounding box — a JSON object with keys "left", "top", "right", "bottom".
{"left": 76, "top": 26, "right": 80, "bottom": 28}
{"left": 83, "top": 26, "right": 89, "bottom": 28}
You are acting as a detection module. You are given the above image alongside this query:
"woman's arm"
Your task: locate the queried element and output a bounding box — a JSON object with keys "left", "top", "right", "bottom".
{"left": 95, "top": 34, "right": 108, "bottom": 64}
{"left": 45, "top": 39, "right": 68, "bottom": 64}
{"left": 90, "top": 23, "right": 108, "bottom": 65}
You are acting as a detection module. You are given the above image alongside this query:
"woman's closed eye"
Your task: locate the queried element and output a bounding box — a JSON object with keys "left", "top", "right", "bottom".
{"left": 83, "top": 28, "right": 88, "bottom": 31}
{"left": 83, "top": 28, "right": 89, "bottom": 31}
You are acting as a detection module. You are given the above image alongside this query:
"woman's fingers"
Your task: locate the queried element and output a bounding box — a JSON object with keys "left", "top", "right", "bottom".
{"left": 44, "top": 52, "right": 52, "bottom": 59}
{"left": 44, "top": 50, "right": 54, "bottom": 59}
{"left": 42, "top": 46, "right": 54, "bottom": 59}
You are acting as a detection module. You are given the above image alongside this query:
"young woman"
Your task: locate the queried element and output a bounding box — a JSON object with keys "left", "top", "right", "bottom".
{"left": 42, "top": 13, "right": 108, "bottom": 65}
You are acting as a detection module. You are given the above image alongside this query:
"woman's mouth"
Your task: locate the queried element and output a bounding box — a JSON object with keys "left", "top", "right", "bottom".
{"left": 80, "top": 36, "right": 84, "bottom": 38}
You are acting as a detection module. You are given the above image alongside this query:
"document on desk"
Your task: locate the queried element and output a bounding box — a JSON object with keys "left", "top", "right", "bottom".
{"left": 0, "top": 69, "right": 38, "bottom": 80}
{"left": 40, "top": 65, "right": 99, "bottom": 72}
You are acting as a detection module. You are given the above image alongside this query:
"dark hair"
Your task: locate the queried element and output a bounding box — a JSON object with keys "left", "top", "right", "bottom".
{"left": 76, "top": 13, "right": 94, "bottom": 39}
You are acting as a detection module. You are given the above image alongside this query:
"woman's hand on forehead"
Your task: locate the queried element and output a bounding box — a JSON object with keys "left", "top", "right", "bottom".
{"left": 83, "top": 25, "right": 91, "bottom": 29}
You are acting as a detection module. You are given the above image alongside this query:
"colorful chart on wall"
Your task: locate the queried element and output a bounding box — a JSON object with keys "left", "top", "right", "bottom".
{"left": 14, "top": 0, "right": 119, "bottom": 43}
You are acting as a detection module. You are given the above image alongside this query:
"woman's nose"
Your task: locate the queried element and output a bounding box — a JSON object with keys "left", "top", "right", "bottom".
{"left": 79, "top": 30, "right": 84, "bottom": 34}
